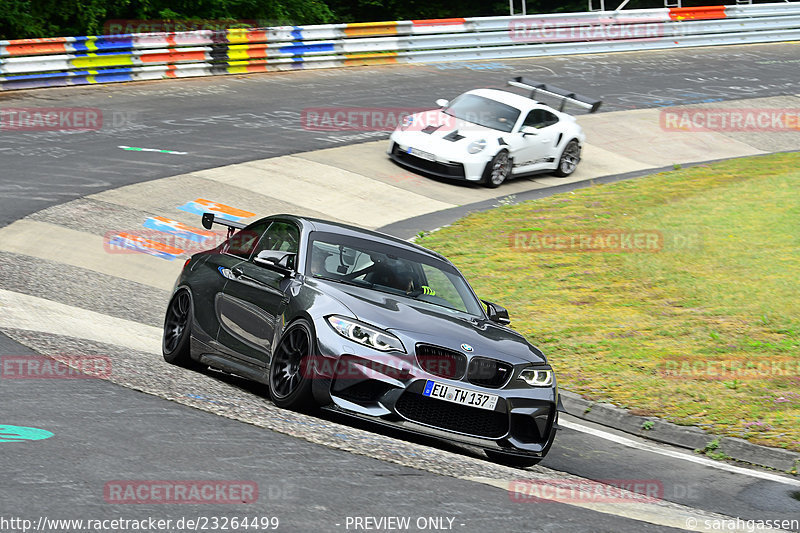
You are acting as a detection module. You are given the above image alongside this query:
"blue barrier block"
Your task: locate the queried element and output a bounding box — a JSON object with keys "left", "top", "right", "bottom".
{"left": 72, "top": 37, "right": 135, "bottom": 52}
{"left": 278, "top": 42, "right": 335, "bottom": 55}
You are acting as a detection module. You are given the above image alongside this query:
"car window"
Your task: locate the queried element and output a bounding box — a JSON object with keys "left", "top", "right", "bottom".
{"left": 225, "top": 220, "right": 271, "bottom": 259}
{"left": 523, "top": 109, "right": 560, "bottom": 129}
{"left": 442, "top": 94, "right": 521, "bottom": 133}
{"left": 419, "top": 264, "right": 469, "bottom": 313}
{"left": 253, "top": 221, "right": 300, "bottom": 268}
{"left": 310, "top": 239, "right": 372, "bottom": 279}
{"left": 307, "top": 232, "right": 484, "bottom": 317}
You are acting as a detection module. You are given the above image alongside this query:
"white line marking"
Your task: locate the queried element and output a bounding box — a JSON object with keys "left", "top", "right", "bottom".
{"left": 0, "top": 289, "right": 161, "bottom": 354}
{"left": 470, "top": 475, "right": 753, "bottom": 533}
{"left": 560, "top": 419, "right": 800, "bottom": 487}
{"left": 118, "top": 145, "right": 187, "bottom": 155}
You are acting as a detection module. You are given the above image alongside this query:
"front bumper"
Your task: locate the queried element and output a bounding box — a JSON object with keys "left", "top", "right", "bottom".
{"left": 311, "top": 321, "right": 559, "bottom": 457}
{"left": 389, "top": 142, "right": 468, "bottom": 181}
{"left": 388, "top": 133, "right": 493, "bottom": 182}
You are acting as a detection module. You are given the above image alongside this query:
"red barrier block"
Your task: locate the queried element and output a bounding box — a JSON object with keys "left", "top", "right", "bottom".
{"left": 669, "top": 6, "right": 727, "bottom": 20}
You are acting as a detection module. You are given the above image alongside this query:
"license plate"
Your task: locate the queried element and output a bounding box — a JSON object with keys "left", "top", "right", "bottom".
{"left": 422, "top": 380, "right": 499, "bottom": 411}
{"left": 408, "top": 147, "right": 436, "bottom": 161}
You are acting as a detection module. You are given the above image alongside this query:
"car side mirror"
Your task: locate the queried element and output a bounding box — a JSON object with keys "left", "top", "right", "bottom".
{"left": 253, "top": 250, "right": 296, "bottom": 277}
{"left": 435, "top": 98, "right": 449, "bottom": 108}
{"left": 482, "top": 300, "right": 511, "bottom": 325}
{"left": 520, "top": 126, "right": 538, "bottom": 137}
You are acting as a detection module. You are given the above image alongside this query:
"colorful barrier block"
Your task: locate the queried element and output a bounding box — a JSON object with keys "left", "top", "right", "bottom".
{"left": 177, "top": 198, "right": 255, "bottom": 221}
{"left": 143, "top": 216, "right": 216, "bottom": 243}
{"left": 107, "top": 232, "right": 184, "bottom": 260}
{"left": 2, "top": 5, "right": 799, "bottom": 92}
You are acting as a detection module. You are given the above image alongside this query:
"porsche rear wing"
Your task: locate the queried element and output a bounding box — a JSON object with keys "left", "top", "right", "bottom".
{"left": 508, "top": 77, "right": 602, "bottom": 114}
{"left": 202, "top": 212, "right": 246, "bottom": 238}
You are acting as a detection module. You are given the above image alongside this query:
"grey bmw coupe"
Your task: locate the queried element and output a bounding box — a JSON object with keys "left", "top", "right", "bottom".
{"left": 163, "top": 213, "right": 562, "bottom": 466}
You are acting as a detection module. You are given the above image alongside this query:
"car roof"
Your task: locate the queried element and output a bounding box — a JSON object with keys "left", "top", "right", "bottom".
{"left": 264, "top": 214, "right": 450, "bottom": 263}
{"left": 463, "top": 88, "right": 543, "bottom": 113}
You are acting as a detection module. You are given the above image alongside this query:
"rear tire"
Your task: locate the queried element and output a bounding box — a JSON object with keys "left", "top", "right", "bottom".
{"left": 269, "top": 319, "right": 317, "bottom": 411}
{"left": 485, "top": 449, "right": 542, "bottom": 468}
{"left": 553, "top": 139, "right": 580, "bottom": 177}
{"left": 162, "top": 290, "right": 195, "bottom": 367}
{"left": 481, "top": 150, "right": 511, "bottom": 188}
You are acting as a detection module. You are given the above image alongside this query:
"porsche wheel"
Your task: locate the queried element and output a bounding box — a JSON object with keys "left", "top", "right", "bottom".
{"left": 269, "top": 319, "right": 316, "bottom": 410}
{"left": 481, "top": 150, "right": 511, "bottom": 188}
{"left": 162, "top": 289, "right": 194, "bottom": 367}
{"left": 553, "top": 139, "right": 580, "bottom": 177}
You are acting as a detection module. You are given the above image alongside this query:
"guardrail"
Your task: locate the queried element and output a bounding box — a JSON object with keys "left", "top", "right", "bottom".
{"left": 1, "top": 3, "right": 799, "bottom": 91}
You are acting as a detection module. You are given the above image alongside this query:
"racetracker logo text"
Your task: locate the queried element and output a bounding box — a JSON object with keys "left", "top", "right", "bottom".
{"left": 1, "top": 355, "right": 112, "bottom": 379}
{"left": 510, "top": 230, "right": 664, "bottom": 253}
{"left": 509, "top": 16, "right": 667, "bottom": 43}
{"left": 300, "top": 355, "right": 458, "bottom": 380}
{"left": 509, "top": 479, "right": 663, "bottom": 503}
{"left": 103, "top": 480, "right": 258, "bottom": 504}
{"left": 660, "top": 108, "right": 800, "bottom": 132}
{"left": 102, "top": 19, "right": 260, "bottom": 36}
{"left": 0, "top": 108, "right": 102, "bottom": 131}
{"left": 301, "top": 108, "right": 458, "bottom": 132}
{"left": 661, "top": 358, "right": 800, "bottom": 381}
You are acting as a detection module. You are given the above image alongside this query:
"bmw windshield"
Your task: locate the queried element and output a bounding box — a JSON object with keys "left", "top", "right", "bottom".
{"left": 306, "top": 232, "right": 484, "bottom": 318}
{"left": 442, "top": 94, "right": 521, "bottom": 133}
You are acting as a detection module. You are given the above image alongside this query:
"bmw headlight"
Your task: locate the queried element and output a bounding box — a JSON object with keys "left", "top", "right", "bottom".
{"left": 519, "top": 367, "right": 554, "bottom": 387}
{"left": 326, "top": 315, "right": 406, "bottom": 353}
{"left": 467, "top": 139, "right": 487, "bottom": 154}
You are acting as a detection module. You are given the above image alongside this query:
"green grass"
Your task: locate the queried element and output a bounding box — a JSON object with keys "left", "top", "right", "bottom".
{"left": 418, "top": 153, "right": 800, "bottom": 451}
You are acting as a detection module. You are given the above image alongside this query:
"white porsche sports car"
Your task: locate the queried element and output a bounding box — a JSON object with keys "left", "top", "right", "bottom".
{"left": 388, "top": 78, "right": 601, "bottom": 188}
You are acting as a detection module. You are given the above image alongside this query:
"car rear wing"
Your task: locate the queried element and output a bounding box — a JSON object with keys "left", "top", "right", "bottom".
{"left": 202, "top": 212, "right": 246, "bottom": 238}
{"left": 508, "top": 77, "right": 602, "bottom": 114}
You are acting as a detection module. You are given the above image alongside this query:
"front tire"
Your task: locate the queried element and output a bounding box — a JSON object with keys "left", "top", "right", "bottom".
{"left": 162, "top": 289, "right": 194, "bottom": 367}
{"left": 553, "top": 139, "right": 580, "bottom": 177}
{"left": 481, "top": 150, "right": 511, "bottom": 188}
{"left": 269, "top": 319, "right": 316, "bottom": 410}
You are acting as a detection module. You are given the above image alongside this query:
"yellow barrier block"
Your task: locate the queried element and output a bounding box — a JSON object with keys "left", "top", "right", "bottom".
{"left": 72, "top": 54, "right": 134, "bottom": 68}
{"left": 226, "top": 48, "right": 251, "bottom": 61}
{"left": 226, "top": 29, "right": 268, "bottom": 44}
{"left": 344, "top": 21, "right": 398, "bottom": 37}
{"left": 84, "top": 37, "right": 98, "bottom": 53}
{"left": 224, "top": 44, "right": 269, "bottom": 60}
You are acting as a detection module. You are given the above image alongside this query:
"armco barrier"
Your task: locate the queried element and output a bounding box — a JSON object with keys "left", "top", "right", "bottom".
{"left": 1, "top": 3, "right": 799, "bottom": 91}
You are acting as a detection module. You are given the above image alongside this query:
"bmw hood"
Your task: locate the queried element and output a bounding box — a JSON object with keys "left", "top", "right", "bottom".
{"left": 314, "top": 279, "right": 546, "bottom": 365}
